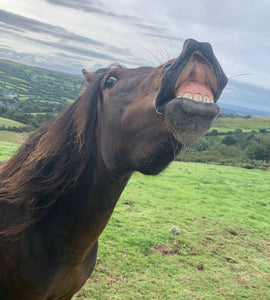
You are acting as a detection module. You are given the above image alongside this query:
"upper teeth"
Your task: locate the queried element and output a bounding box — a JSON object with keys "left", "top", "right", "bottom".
{"left": 183, "top": 92, "right": 192, "bottom": 99}
{"left": 177, "top": 92, "right": 214, "bottom": 103}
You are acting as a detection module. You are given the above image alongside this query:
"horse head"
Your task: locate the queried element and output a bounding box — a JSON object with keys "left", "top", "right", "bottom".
{"left": 82, "top": 39, "right": 227, "bottom": 175}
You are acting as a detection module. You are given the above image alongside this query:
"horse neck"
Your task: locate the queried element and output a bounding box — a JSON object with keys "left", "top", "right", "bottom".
{"left": 44, "top": 153, "right": 131, "bottom": 261}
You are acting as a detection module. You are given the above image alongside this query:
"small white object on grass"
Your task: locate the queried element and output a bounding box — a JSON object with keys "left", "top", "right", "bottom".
{"left": 170, "top": 226, "right": 181, "bottom": 235}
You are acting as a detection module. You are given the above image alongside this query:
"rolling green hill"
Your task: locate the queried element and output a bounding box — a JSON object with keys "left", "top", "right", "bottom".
{"left": 0, "top": 140, "right": 21, "bottom": 161}
{"left": 180, "top": 116, "right": 270, "bottom": 169}
{"left": 0, "top": 129, "right": 28, "bottom": 160}
{"left": 0, "top": 116, "right": 25, "bottom": 128}
{"left": 0, "top": 59, "right": 82, "bottom": 129}
{"left": 0, "top": 58, "right": 81, "bottom": 107}
{"left": 213, "top": 116, "right": 270, "bottom": 133}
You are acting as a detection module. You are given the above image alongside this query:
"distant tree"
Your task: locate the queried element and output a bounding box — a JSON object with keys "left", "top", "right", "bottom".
{"left": 234, "top": 129, "right": 243, "bottom": 135}
{"left": 246, "top": 141, "right": 270, "bottom": 162}
{"left": 222, "top": 136, "right": 237, "bottom": 146}
{"left": 193, "top": 139, "right": 210, "bottom": 152}
{"left": 208, "top": 129, "right": 218, "bottom": 136}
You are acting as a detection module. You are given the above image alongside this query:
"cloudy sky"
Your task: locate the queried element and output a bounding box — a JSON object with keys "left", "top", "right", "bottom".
{"left": 0, "top": 0, "right": 270, "bottom": 93}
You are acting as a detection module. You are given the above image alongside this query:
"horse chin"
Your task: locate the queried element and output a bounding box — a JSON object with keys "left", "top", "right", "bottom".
{"left": 164, "top": 97, "right": 220, "bottom": 146}
{"left": 134, "top": 135, "right": 182, "bottom": 176}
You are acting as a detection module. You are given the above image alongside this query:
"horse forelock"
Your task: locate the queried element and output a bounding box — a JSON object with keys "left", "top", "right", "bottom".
{"left": 0, "top": 74, "right": 105, "bottom": 238}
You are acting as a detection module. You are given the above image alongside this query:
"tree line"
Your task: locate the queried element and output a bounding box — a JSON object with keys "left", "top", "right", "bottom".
{"left": 178, "top": 127, "right": 270, "bottom": 169}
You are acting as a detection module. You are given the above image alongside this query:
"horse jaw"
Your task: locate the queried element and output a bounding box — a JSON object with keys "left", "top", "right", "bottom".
{"left": 164, "top": 98, "right": 219, "bottom": 146}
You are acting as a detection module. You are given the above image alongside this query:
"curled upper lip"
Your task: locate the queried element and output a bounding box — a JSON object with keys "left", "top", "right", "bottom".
{"left": 155, "top": 39, "right": 228, "bottom": 113}
{"left": 174, "top": 52, "right": 217, "bottom": 103}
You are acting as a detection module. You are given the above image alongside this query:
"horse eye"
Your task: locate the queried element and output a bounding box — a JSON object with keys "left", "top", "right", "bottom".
{"left": 104, "top": 75, "right": 118, "bottom": 89}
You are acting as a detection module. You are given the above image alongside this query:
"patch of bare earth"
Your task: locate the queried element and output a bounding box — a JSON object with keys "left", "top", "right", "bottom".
{"left": 151, "top": 244, "right": 180, "bottom": 257}
{"left": 151, "top": 240, "right": 200, "bottom": 257}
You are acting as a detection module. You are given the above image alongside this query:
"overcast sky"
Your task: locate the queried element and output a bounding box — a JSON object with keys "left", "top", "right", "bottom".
{"left": 0, "top": 0, "right": 270, "bottom": 91}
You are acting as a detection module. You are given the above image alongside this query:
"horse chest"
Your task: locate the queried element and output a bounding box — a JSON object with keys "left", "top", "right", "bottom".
{"left": 0, "top": 238, "right": 98, "bottom": 300}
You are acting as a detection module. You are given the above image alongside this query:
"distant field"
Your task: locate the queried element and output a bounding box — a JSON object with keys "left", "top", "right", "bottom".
{"left": 0, "top": 130, "right": 28, "bottom": 160}
{"left": 0, "top": 59, "right": 81, "bottom": 110}
{"left": 73, "top": 162, "right": 270, "bottom": 299}
{"left": 0, "top": 117, "right": 25, "bottom": 128}
{"left": 0, "top": 130, "right": 28, "bottom": 144}
{"left": 213, "top": 116, "right": 270, "bottom": 132}
{"left": 0, "top": 59, "right": 81, "bottom": 129}
{"left": 0, "top": 141, "right": 20, "bottom": 161}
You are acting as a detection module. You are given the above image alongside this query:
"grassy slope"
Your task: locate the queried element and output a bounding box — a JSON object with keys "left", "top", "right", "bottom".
{"left": 0, "top": 130, "right": 28, "bottom": 161}
{"left": 0, "top": 141, "right": 20, "bottom": 161}
{"left": 0, "top": 59, "right": 81, "bottom": 106}
{"left": 73, "top": 162, "right": 270, "bottom": 299}
{"left": 0, "top": 116, "right": 25, "bottom": 128}
{"left": 212, "top": 116, "right": 270, "bottom": 133}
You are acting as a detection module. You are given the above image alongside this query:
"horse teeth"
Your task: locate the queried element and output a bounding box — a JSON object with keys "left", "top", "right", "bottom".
{"left": 176, "top": 92, "right": 214, "bottom": 104}
{"left": 203, "top": 95, "right": 210, "bottom": 103}
{"left": 182, "top": 92, "right": 192, "bottom": 99}
{"left": 194, "top": 93, "right": 202, "bottom": 102}
{"left": 203, "top": 95, "right": 214, "bottom": 103}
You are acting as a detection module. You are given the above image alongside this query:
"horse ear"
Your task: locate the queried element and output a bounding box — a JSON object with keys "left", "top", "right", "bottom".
{"left": 82, "top": 69, "right": 96, "bottom": 83}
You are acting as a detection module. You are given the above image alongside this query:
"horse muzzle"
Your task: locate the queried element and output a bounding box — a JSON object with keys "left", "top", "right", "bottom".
{"left": 155, "top": 39, "right": 228, "bottom": 146}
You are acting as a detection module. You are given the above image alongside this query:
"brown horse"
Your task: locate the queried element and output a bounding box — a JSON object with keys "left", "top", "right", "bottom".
{"left": 0, "top": 39, "right": 227, "bottom": 299}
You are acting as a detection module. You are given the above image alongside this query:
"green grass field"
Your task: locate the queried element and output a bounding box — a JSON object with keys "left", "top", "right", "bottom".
{"left": 73, "top": 162, "right": 270, "bottom": 299}
{"left": 0, "top": 117, "right": 25, "bottom": 128}
{"left": 0, "top": 141, "right": 21, "bottom": 161}
{"left": 0, "top": 130, "right": 28, "bottom": 160}
{"left": 212, "top": 116, "right": 270, "bottom": 133}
